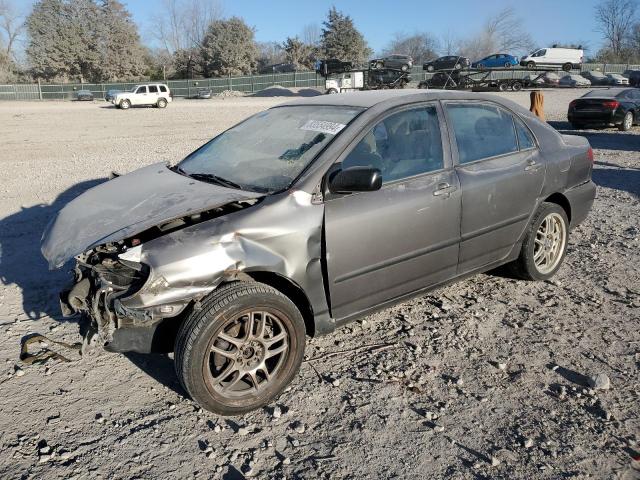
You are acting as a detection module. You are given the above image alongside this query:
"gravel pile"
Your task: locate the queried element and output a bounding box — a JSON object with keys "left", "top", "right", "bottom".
{"left": 0, "top": 89, "right": 638, "bottom": 479}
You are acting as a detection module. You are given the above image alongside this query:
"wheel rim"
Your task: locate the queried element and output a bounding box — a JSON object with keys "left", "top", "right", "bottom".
{"left": 624, "top": 113, "right": 632, "bottom": 129}
{"left": 533, "top": 213, "right": 566, "bottom": 274}
{"left": 203, "top": 309, "right": 289, "bottom": 398}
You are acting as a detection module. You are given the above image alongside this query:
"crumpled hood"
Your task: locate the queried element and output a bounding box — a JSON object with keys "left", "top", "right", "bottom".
{"left": 41, "top": 162, "right": 260, "bottom": 269}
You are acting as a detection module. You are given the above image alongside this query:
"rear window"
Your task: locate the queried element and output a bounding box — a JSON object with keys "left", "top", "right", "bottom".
{"left": 159, "top": 85, "right": 167, "bottom": 93}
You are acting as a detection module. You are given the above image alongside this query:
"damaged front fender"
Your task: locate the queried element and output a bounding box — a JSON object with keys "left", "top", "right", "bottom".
{"left": 118, "top": 190, "right": 332, "bottom": 335}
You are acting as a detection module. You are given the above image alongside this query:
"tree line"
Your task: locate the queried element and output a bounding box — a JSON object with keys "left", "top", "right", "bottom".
{"left": 0, "top": 0, "right": 639, "bottom": 84}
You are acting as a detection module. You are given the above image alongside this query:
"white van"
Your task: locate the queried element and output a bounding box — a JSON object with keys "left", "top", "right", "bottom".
{"left": 520, "top": 47, "right": 583, "bottom": 72}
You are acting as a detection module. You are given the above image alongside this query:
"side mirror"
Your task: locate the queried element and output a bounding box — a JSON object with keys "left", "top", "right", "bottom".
{"left": 329, "top": 166, "right": 382, "bottom": 194}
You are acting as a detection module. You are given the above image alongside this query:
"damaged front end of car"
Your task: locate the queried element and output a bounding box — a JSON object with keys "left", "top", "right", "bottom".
{"left": 60, "top": 242, "right": 158, "bottom": 351}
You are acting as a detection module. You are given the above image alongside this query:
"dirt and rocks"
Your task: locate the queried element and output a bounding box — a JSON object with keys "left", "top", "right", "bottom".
{"left": 0, "top": 89, "right": 638, "bottom": 479}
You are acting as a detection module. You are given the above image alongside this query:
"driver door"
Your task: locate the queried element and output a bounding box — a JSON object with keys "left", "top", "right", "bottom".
{"left": 133, "top": 85, "right": 147, "bottom": 105}
{"left": 323, "top": 103, "right": 462, "bottom": 322}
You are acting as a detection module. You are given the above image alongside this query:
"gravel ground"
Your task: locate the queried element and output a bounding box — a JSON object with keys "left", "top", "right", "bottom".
{"left": 0, "top": 89, "right": 639, "bottom": 480}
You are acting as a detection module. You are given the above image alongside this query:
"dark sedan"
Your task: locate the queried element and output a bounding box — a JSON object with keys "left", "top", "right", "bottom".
{"left": 580, "top": 71, "right": 609, "bottom": 86}
{"left": 423, "top": 56, "right": 470, "bottom": 72}
{"left": 105, "top": 89, "right": 122, "bottom": 102}
{"left": 316, "top": 58, "right": 353, "bottom": 76}
{"left": 370, "top": 54, "right": 413, "bottom": 72}
{"left": 75, "top": 89, "right": 94, "bottom": 101}
{"left": 622, "top": 69, "right": 640, "bottom": 87}
{"left": 568, "top": 88, "right": 640, "bottom": 131}
{"left": 43, "top": 89, "right": 595, "bottom": 415}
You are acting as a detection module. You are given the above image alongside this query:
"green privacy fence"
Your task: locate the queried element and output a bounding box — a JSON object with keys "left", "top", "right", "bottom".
{"left": 1, "top": 63, "right": 639, "bottom": 101}
{"left": 0, "top": 70, "right": 324, "bottom": 101}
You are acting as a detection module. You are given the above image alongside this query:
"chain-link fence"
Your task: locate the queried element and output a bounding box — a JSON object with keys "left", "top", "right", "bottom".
{"left": 1, "top": 63, "right": 639, "bottom": 101}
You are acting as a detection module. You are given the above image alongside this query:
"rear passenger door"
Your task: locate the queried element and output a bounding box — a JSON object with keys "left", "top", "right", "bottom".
{"left": 444, "top": 101, "right": 545, "bottom": 273}
{"left": 148, "top": 85, "right": 159, "bottom": 105}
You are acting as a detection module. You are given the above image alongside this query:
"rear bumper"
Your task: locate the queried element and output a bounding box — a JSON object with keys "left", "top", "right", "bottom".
{"left": 568, "top": 110, "right": 622, "bottom": 125}
{"left": 565, "top": 180, "right": 596, "bottom": 228}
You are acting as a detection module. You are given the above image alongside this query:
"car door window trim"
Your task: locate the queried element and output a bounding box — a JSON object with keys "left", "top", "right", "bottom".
{"left": 442, "top": 100, "right": 539, "bottom": 166}
{"left": 324, "top": 100, "right": 452, "bottom": 199}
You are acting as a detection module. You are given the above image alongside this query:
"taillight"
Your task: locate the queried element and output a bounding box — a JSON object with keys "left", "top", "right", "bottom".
{"left": 602, "top": 100, "right": 619, "bottom": 109}
{"left": 587, "top": 146, "right": 594, "bottom": 164}
{"left": 569, "top": 100, "right": 577, "bottom": 109}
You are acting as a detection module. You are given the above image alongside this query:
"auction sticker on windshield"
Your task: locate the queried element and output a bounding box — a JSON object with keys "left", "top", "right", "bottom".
{"left": 300, "top": 120, "right": 346, "bottom": 136}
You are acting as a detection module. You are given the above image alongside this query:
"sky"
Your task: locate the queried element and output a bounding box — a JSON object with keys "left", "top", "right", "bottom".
{"left": 122, "top": 0, "right": 605, "bottom": 56}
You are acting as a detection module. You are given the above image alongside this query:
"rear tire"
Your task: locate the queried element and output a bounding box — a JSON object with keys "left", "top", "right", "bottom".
{"left": 508, "top": 202, "right": 569, "bottom": 281}
{"left": 511, "top": 81, "right": 523, "bottom": 91}
{"left": 174, "top": 281, "right": 306, "bottom": 415}
{"left": 619, "top": 111, "right": 633, "bottom": 131}
{"left": 326, "top": 88, "right": 338, "bottom": 94}
{"left": 157, "top": 98, "right": 167, "bottom": 108}
{"left": 498, "top": 82, "right": 509, "bottom": 92}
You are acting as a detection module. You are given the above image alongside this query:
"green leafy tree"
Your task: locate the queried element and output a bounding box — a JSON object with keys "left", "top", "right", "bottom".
{"left": 201, "top": 16, "right": 258, "bottom": 76}
{"left": 282, "top": 36, "right": 316, "bottom": 70}
{"left": 320, "top": 7, "right": 371, "bottom": 64}
{"left": 26, "top": 0, "right": 146, "bottom": 82}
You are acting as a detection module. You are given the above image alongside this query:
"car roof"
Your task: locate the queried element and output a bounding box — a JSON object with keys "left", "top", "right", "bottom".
{"left": 280, "top": 89, "right": 530, "bottom": 110}
{"left": 582, "top": 88, "right": 631, "bottom": 98}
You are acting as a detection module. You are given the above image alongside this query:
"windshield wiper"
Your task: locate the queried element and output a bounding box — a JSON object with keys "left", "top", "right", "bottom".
{"left": 175, "top": 167, "right": 243, "bottom": 190}
{"left": 188, "top": 173, "right": 243, "bottom": 190}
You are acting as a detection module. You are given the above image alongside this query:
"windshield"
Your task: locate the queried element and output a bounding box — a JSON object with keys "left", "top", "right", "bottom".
{"left": 177, "top": 105, "right": 362, "bottom": 193}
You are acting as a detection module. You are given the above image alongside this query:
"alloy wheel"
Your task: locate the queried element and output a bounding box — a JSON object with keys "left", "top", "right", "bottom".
{"left": 203, "top": 309, "right": 289, "bottom": 398}
{"left": 533, "top": 213, "right": 567, "bottom": 275}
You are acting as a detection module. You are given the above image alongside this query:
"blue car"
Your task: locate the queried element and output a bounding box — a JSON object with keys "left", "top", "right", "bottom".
{"left": 472, "top": 53, "right": 519, "bottom": 69}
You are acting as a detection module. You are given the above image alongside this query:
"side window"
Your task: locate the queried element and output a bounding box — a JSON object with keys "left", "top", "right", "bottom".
{"left": 515, "top": 119, "right": 536, "bottom": 150}
{"left": 148, "top": 85, "right": 158, "bottom": 93}
{"left": 159, "top": 85, "right": 167, "bottom": 93}
{"left": 136, "top": 86, "right": 147, "bottom": 94}
{"left": 341, "top": 105, "right": 444, "bottom": 183}
{"left": 446, "top": 103, "right": 518, "bottom": 163}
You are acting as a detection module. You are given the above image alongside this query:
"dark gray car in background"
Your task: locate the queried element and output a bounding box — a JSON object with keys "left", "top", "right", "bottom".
{"left": 42, "top": 90, "right": 596, "bottom": 415}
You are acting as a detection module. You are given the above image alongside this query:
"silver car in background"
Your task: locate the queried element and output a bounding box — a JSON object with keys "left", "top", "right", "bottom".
{"left": 606, "top": 73, "right": 629, "bottom": 86}
{"left": 42, "top": 90, "right": 596, "bottom": 415}
{"left": 559, "top": 74, "right": 592, "bottom": 88}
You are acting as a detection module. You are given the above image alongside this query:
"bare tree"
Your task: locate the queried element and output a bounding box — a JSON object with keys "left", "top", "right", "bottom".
{"left": 153, "top": 0, "right": 223, "bottom": 52}
{"left": 0, "top": 0, "right": 24, "bottom": 61}
{"left": 594, "top": 0, "right": 637, "bottom": 55}
{"left": 458, "top": 8, "right": 534, "bottom": 60}
{"left": 301, "top": 23, "right": 321, "bottom": 46}
{"left": 381, "top": 32, "right": 439, "bottom": 63}
{"left": 440, "top": 30, "right": 460, "bottom": 56}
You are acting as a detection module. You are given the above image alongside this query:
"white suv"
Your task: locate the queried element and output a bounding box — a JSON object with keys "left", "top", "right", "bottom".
{"left": 113, "top": 84, "right": 172, "bottom": 109}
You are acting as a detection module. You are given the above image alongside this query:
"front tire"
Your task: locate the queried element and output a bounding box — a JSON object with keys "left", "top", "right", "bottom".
{"left": 426, "top": 65, "right": 435, "bottom": 72}
{"left": 174, "top": 281, "right": 306, "bottom": 415}
{"left": 119, "top": 99, "right": 131, "bottom": 110}
{"left": 508, "top": 202, "right": 569, "bottom": 281}
{"left": 526, "top": 61, "right": 535, "bottom": 69}
{"left": 562, "top": 63, "right": 572, "bottom": 72}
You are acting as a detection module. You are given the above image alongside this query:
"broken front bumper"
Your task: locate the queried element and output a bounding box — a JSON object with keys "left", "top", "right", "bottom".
{"left": 60, "top": 250, "right": 189, "bottom": 354}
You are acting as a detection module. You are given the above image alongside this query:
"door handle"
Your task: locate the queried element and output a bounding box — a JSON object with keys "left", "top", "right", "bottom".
{"left": 525, "top": 159, "right": 540, "bottom": 171}
{"left": 433, "top": 182, "right": 457, "bottom": 197}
